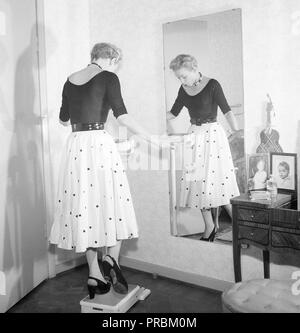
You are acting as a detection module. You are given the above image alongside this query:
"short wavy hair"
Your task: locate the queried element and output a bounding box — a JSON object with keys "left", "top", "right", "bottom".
{"left": 278, "top": 161, "right": 290, "bottom": 173}
{"left": 169, "top": 54, "right": 198, "bottom": 71}
{"left": 90, "top": 42, "right": 122, "bottom": 63}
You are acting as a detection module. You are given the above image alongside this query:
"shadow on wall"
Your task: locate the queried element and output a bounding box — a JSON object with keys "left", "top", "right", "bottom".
{"left": 0, "top": 42, "right": 12, "bottom": 132}
{"left": 3, "top": 23, "right": 50, "bottom": 301}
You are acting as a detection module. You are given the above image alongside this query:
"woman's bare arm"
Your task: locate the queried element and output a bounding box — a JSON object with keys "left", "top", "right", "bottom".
{"left": 117, "top": 114, "right": 154, "bottom": 142}
{"left": 225, "top": 110, "right": 239, "bottom": 132}
{"left": 166, "top": 111, "right": 176, "bottom": 121}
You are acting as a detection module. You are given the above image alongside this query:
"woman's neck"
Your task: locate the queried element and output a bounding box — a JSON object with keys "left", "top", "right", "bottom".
{"left": 91, "top": 59, "right": 114, "bottom": 72}
{"left": 193, "top": 72, "right": 203, "bottom": 86}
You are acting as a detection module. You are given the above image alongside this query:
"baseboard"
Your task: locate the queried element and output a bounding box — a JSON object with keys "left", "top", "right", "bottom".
{"left": 120, "top": 256, "right": 233, "bottom": 292}
{"left": 54, "top": 254, "right": 233, "bottom": 292}
{"left": 55, "top": 256, "right": 87, "bottom": 276}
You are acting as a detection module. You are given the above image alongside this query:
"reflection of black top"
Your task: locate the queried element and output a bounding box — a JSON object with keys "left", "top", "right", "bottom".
{"left": 59, "top": 71, "right": 128, "bottom": 124}
{"left": 170, "top": 79, "right": 231, "bottom": 121}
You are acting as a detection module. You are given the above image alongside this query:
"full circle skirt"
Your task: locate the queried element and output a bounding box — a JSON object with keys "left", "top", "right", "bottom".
{"left": 48, "top": 130, "right": 138, "bottom": 253}
{"left": 179, "top": 122, "right": 240, "bottom": 209}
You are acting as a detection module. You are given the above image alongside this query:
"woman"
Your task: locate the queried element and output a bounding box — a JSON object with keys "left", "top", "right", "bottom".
{"left": 166, "top": 54, "right": 240, "bottom": 242}
{"left": 49, "top": 43, "right": 159, "bottom": 298}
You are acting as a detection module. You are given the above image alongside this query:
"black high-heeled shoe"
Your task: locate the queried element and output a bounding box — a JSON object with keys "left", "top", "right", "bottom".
{"left": 101, "top": 259, "right": 112, "bottom": 282}
{"left": 200, "top": 227, "right": 216, "bottom": 242}
{"left": 87, "top": 276, "right": 111, "bottom": 299}
{"left": 102, "top": 255, "right": 128, "bottom": 294}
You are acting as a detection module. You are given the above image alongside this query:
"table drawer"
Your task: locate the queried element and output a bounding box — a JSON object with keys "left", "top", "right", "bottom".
{"left": 237, "top": 207, "right": 268, "bottom": 224}
{"left": 272, "top": 231, "right": 300, "bottom": 250}
{"left": 238, "top": 225, "right": 269, "bottom": 245}
{"left": 271, "top": 209, "right": 300, "bottom": 229}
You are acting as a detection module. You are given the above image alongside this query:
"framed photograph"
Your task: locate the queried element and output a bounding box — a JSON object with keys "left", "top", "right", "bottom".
{"left": 270, "top": 153, "right": 297, "bottom": 192}
{"left": 247, "top": 153, "right": 269, "bottom": 190}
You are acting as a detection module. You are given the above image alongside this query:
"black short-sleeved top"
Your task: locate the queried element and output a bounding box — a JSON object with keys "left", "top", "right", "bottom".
{"left": 170, "top": 79, "right": 231, "bottom": 121}
{"left": 59, "top": 70, "right": 128, "bottom": 124}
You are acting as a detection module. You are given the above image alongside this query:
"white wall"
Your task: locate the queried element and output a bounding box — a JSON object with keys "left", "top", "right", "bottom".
{"left": 42, "top": 0, "right": 91, "bottom": 266}
{"left": 0, "top": 0, "right": 48, "bottom": 312}
{"left": 90, "top": 0, "right": 300, "bottom": 284}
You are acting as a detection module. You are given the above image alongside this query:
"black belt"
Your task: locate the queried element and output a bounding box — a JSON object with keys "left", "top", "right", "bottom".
{"left": 190, "top": 117, "right": 217, "bottom": 126}
{"left": 72, "top": 122, "right": 105, "bottom": 132}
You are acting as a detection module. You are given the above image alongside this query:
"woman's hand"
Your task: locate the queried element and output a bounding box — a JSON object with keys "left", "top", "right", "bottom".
{"left": 183, "top": 132, "right": 195, "bottom": 148}
{"left": 159, "top": 133, "right": 173, "bottom": 143}
{"left": 228, "top": 129, "right": 243, "bottom": 142}
{"left": 118, "top": 114, "right": 167, "bottom": 149}
{"left": 166, "top": 112, "right": 176, "bottom": 135}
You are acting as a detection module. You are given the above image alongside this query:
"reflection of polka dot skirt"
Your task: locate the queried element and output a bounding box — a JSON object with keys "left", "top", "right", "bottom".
{"left": 49, "top": 130, "right": 138, "bottom": 253}
{"left": 179, "top": 122, "right": 240, "bottom": 210}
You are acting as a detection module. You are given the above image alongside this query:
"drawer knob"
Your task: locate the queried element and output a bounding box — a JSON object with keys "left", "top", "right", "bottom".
{"left": 251, "top": 215, "right": 254, "bottom": 219}
{"left": 250, "top": 232, "right": 254, "bottom": 236}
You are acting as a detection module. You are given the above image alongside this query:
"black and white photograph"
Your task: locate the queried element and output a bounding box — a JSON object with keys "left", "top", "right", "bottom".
{"left": 1, "top": 0, "right": 300, "bottom": 319}
{"left": 270, "top": 152, "right": 297, "bottom": 191}
{"left": 247, "top": 153, "right": 269, "bottom": 190}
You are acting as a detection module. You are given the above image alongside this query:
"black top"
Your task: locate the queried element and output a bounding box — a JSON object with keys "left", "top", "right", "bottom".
{"left": 59, "top": 70, "right": 128, "bottom": 124}
{"left": 170, "top": 79, "right": 231, "bottom": 121}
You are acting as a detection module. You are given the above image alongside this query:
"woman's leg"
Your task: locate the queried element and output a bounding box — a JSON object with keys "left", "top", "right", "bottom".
{"left": 211, "top": 207, "right": 220, "bottom": 231}
{"left": 106, "top": 240, "right": 122, "bottom": 267}
{"left": 224, "top": 204, "right": 232, "bottom": 220}
{"left": 104, "top": 240, "right": 128, "bottom": 293}
{"left": 86, "top": 247, "right": 106, "bottom": 285}
{"left": 201, "top": 209, "right": 215, "bottom": 238}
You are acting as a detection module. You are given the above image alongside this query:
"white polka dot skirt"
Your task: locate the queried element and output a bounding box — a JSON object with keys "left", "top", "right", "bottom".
{"left": 48, "top": 130, "right": 138, "bottom": 253}
{"left": 179, "top": 122, "right": 240, "bottom": 210}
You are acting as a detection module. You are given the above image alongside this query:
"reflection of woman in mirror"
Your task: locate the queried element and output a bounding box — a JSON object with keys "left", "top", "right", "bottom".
{"left": 49, "top": 43, "right": 159, "bottom": 298}
{"left": 166, "top": 54, "right": 240, "bottom": 242}
{"left": 252, "top": 159, "right": 267, "bottom": 189}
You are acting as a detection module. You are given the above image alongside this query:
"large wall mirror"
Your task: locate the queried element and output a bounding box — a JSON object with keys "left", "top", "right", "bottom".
{"left": 163, "top": 8, "right": 246, "bottom": 243}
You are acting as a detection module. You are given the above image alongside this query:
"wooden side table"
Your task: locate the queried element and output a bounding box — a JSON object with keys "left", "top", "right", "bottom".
{"left": 231, "top": 193, "right": 294, "bottom": 282}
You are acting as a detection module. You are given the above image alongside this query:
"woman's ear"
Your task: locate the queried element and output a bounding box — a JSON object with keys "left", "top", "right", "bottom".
{"left": 110, "top": 58, "right": 117, "bottom": 66}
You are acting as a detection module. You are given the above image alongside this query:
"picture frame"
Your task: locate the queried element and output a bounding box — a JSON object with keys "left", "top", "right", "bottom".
{"left": 270, "top": 152, "right": 297, "bottom": 192}
{"left": 247, "top": 153, "right": 269, "bottom": 190}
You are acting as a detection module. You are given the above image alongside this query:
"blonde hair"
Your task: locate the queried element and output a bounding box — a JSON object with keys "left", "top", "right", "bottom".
{"left": 90, "top": 42, "right": 122, "bottom": 63}
{"left": 169, "top": 54, "right": 198, "bottom": 71}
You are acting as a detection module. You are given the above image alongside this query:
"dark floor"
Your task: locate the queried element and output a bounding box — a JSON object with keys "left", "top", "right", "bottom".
{"left": 7, "top": 265, "right": 223, "bottom": 313}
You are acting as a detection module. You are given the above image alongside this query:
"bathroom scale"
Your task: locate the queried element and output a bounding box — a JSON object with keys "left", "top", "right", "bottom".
{"left": 80, "top": 284, "right": 151, "bottom": 313}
